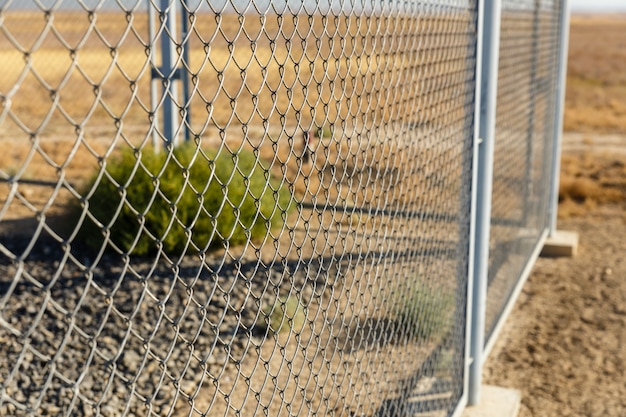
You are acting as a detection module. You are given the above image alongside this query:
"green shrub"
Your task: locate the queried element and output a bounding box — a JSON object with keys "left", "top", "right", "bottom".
{"left": 77, "top": 145, "right": 291, "bottom": 255}
{"left": 262, "top": 295, "right": 307, "bottom": 334}
{"left": 392, "top": 283, "right": 454, "bottom": 342}
{"left": 314, "top": 125, "right": 333, "bottom": 140}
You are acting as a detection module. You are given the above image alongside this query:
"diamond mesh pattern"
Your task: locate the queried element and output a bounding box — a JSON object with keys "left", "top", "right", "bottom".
{"left": 0, "top": 1, "right": 478, "bottom": 416}
{"left": 485, "top": 0, "right": 562, "bottom": 340}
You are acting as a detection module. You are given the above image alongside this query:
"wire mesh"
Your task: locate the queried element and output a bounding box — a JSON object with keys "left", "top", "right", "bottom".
{"left": 0, "top": 1, "right": 477, "bottom": 416}
{"left": 485, "top": 0, "right": 563, "bottom": 341}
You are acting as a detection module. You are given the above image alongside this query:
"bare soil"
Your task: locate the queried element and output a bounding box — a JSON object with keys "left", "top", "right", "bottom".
{"left": 483, "top": 13, "right": 626, "bottom": 414}
{"left": 483, "top": 139, "right": 626, "bottom": 417}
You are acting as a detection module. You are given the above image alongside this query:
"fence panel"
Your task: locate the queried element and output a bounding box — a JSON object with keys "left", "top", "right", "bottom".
{"left": 0, "top": 1, "right": 478, "bottom": 416}
{"left": 485, "top": 0, "right": 564, "bottom": 343}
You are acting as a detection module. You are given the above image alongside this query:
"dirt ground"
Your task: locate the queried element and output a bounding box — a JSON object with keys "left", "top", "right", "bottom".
{"left": 482, "top": 13, "right": 626, "bottom": 417}
{"left": 483, "top": 139, "right": 626, "bottom": 414}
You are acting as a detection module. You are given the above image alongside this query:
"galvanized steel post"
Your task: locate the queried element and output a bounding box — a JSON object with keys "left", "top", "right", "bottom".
{"left": 149, "top": 0, "right": 181, "bottom": 148}
{"left": 181, "top": 0, "right": 192, "bottom": 143}
{"left": 468, "top": 0, "right": 501, "bottom": 406}
{"left": 160, "top": 0, "right": 179, "bottom": 146}
{"left": 548, "top": 0, "right": 571, "bottom": 235}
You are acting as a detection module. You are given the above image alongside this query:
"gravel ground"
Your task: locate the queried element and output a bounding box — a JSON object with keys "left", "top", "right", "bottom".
{"left": 0, "top": 130, "right": 467, "bottom": 417}
{"left": 0, "top": 225, "right": 461, "bottom": 417}
{"left": 0, "top": 238, "right": 306, "bottom": 416}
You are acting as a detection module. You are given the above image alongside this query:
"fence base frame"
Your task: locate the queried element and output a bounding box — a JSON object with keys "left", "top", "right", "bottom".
{"left": 484, "top": 228, "right": 549, "bottom": 359}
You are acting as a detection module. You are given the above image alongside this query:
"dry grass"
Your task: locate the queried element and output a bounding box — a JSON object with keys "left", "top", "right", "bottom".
{"left": 0, "top": 10, "right": 474, "bottom": 225}
{"left": 558, "top": 152, "right": 626, "bottom": 218}
{"left": 0, "top": 11, "right": 472, "bottom": 136}
{"left": 4, "top": 11, "right": 623, "bottom": 224}
{"left": 556, "top": 14, "right": 626, "bottom": 219}
{"left": 564, "top": 14, "right": 626, "bottom": 133}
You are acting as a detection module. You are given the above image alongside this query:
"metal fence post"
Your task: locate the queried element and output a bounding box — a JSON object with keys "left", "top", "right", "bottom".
{"left": 181, "top": 0, "right": 192, "bottom": 143}
{"left": 468, "top": 0, "right": 501, "bottom": 406}
{"left": 161, "top": 0, "right": 179, "bottom": 146}
{"left": 150, "top": 0, "right": 180, "bottom": 148}
{"left": 522, "top": 0, "right": 541, "bottom": 226}
{"left": 548, "top": 0, "right": 571, "bottom": 235}
{"left": 457, "top": 2, "right": 485, "bottom": 412}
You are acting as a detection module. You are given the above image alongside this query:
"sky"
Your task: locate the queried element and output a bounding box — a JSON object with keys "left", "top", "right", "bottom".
{"left": 570, "top": 0, "right": 626, "bottom": 11}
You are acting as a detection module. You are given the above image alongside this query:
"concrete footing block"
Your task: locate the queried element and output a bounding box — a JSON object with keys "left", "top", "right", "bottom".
{"left": 462, "top": 385, "right": 521, "bottom": 417}
{"left": 541, "top": 230, "right": 579, "bottom": 257}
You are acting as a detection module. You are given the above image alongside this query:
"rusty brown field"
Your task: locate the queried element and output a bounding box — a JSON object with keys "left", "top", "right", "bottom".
{"left": 0, "top": 9, "right": 473, "bottom": 230}
{"left": 563, "top": 14, "right": 626, "bottom": 133}
{"left": 556, "top": 14, "right": 626, "bottom": 218}
{"left": 2, "top": 11, "right": 624, "bottom": 224}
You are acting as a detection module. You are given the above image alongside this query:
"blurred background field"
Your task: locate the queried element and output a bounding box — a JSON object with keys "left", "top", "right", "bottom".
{"left": 563, "top": 14, "right": 626, "bottom": 133}
{"left": 557, "top": 14, "right": 626, "bottom": 219}
{"left": 0, "top": 9, "right": 471, "bottom": 228}
{"left": 1, "top": 9, "right": 623, "bottom": 220}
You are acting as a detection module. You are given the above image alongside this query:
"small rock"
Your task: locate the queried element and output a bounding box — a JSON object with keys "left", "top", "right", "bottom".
{"left": 603, "top": 358, "right": 617, "bottom": 375}
{"left": 2, "top": 403, "right": 17, "bottom": 416}
{"left": 180, "top": 378, "right": 198, "bottom": 394}
{"left": 580, "top": 308, "right": 595, "bottom": 324}
{"left": 100, "top": 395, "right": 121, "bottom": 416}
{"left": 614, "top": 304, "right": 626, "bottom": 315}
{"left": 13, "top": 388, "right": 27, "bottom": 403}
{"left": 121, "top": 349, "right": 142, "bottom": 372}
{"left": 26, "top": 303, "right": 39, "bottom": 315}
{"left": 43, "top": 405, "right": 62, "bottom": 415}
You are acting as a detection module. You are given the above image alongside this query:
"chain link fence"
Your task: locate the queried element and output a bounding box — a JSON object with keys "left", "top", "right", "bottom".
{"left": 1, "top": 1, "right": 480, "bottom": 416}
{"left": 1, "top": 0, "right": 571, "bottom": 415}
{"left": 485, "top": 0, "right": 563, "bottom": 343}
